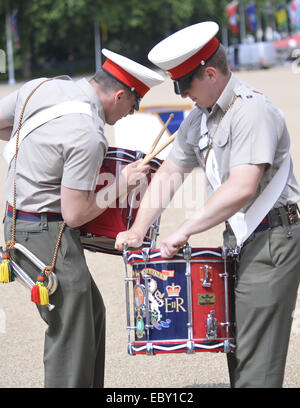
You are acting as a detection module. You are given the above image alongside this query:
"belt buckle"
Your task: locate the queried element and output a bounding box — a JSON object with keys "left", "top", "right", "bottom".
{"left": 287, "top": 204, "right": 298, "bottom": 224}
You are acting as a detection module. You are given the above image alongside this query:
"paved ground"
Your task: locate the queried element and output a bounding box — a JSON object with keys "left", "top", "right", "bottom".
{"left": 0, "top": 66, "right": 300, "bottom": 388}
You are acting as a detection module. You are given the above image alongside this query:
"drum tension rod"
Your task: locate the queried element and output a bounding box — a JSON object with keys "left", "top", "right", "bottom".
{"left": 122, "top": 243, "right": 129, "bottom": 264}
{"left": 183, "top": 243, "right": 195, "bottom": 353}
{"left": 123, "top": 243, "right": 137, "bottom": 283}
{"left": 142, "top": 247, "right": 150, "bottom": 262}
{"left": 141, "top": 247, "right": 154, "bottom": 334}
{"left": 183, "top": 243, "right": 192, "bottom": 260}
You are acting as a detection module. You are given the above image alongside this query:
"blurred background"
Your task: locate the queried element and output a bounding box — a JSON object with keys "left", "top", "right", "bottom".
{"left": 0, "top": 0, "right": 300, "bottom": 83}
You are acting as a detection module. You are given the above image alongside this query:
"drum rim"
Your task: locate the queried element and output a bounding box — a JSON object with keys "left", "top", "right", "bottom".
{"left": 127, "top": 247, "right": 229, "bottom": 264}
{"left": 105, "top": 146, "right": 163, "bottom": 167}
{"left": 129, "top": 258, "right": 227, "bottom": 265}
{"left": 129, "top": 340, "right": 236, "bottom": 353}
{"left": 132, "top": 337, "right": 235, "bottom": 344}
{"left": 103, "top": 155, "right": 162, "bottom": 171}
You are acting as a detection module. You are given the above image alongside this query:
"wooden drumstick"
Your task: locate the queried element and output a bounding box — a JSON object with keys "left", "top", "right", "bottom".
{"left": 141, "top": 131, "right": 177, "bottom": 165}
{"left": 143, "top": 113, "right": 174, "bottom": 161}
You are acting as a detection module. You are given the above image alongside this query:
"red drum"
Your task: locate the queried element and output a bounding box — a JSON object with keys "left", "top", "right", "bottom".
{"left": 80, "top": 147, "right": 162, "bottom": 255}
{"left": 123, "top": 246, "right": 235, "bottom": 355}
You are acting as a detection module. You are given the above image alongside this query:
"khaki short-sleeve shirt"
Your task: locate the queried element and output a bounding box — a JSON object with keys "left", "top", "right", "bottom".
{"left": 169, "top": 73, "right": 300, "bottom": 211}
{"left": 0, "top": 76, "right": 108, "bottom": 212}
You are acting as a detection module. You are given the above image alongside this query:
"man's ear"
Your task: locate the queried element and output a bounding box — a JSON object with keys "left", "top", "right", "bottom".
{"left": 205, "top": 66, "right": 217, "bottom": 81}
{"left": 114, "top": 89, "right": 126, "bottom": 103}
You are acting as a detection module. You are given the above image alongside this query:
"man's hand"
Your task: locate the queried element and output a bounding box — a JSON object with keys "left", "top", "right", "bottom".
{"left": 115, "top": 228, "right": 144, "bottom": 250}
{"left": 120, "top": 159, "right": 149, "bottom": 194}
{"left": 160, "top": 230, "right": 189, "bottom": 258}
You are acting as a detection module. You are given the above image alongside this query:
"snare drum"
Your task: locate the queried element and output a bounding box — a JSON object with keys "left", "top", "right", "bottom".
{"left": 80, "top": 147, "right": 162, "bottom": 255}
{"left": 124, "top": 246, "right": 235, "bottom": 355}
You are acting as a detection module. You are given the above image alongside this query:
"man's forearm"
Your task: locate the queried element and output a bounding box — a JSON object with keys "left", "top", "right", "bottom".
{"left": 131, "top": 158, "right": 191, "bottom": 236}
{"left": 61, "top": 179, "right": 122, "bottom": 228}
{"left": 172, "top": 163, "right": 266, "bottom": 239}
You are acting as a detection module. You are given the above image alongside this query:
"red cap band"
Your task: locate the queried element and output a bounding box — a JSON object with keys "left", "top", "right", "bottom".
{"left": 168, "top": 37, "right": 219, "bottom": 80}
{"left": 102, "top": 58, "right": 150, "bottom": 97}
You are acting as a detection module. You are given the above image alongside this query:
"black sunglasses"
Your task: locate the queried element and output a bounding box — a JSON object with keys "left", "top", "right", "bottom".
{"left": 133, "top": 91, "right": 141, "bottom": 111}
{"left": 173, "top": 64, "right": 203, "bottom": 95}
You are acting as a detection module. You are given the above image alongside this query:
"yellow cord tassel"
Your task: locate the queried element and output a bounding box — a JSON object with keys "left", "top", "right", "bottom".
{"left": 0, "top": 260, "right": 13, "bottom": 283}
{"left": 31, "top": 281, "right": 49, "bottom": 306}
{"left": 0, "top": 249, "right": 13, "bottom": 283}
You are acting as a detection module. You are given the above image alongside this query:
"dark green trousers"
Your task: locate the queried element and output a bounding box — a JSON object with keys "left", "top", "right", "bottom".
{"left": 4, "top": 215, "right": 106, "bottom": 388}
{"left": 224, "top": 222, "right": 300, "bottom": 388}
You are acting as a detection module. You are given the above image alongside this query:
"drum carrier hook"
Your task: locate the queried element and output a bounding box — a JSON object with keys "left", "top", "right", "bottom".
{"left": 183, "top": 243, "right": 195, "bottom": 354}
{"left": 220, "top": 246, "right": 234, "bottom": 353}
{"left": 141, "top": 247, "right": 154, "bottom": 354}
{"left": 123, "top": 242, "right": 139, "bottom": 355}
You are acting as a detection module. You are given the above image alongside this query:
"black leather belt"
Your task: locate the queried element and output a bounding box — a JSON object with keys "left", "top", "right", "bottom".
{"left": 226, "top": 204, "right": 299, "bottom": 235}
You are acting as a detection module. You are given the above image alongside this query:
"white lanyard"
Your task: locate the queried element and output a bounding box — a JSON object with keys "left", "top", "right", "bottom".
{"left": 205, "top": 148, "right": 291, "bottom": 247}
{"left": 3, "top": 101, "right": 92, "bottom": 166}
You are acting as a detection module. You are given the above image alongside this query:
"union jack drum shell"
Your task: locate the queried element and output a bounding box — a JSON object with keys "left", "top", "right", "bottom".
{"left": 124, "top": 247, "right": 235, "bottom": 355}
{"left": 80, "top": 147, "right": 162, "bottom": 255}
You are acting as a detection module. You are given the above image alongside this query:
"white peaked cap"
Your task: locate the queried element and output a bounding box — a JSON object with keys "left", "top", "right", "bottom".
{"left": 101, "top": 48, "right": 164, "bottom": 97}
{"left": 148, "top": 22, "right": 219, "bottom": 79}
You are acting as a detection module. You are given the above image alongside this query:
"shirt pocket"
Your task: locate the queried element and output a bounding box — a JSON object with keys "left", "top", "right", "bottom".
{"left": 186, "top": 126, "right": 201, "bottom": 147}
{"left": 212, "top": 126, "right": 231, "bottom": 182}
{"left": 214, "top": 126, "right": 230, "bottom": 149}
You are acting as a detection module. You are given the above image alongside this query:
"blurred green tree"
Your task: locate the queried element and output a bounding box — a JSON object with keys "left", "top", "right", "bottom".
{"left": 0, "top": 0, "right": 290, "bottom": 80}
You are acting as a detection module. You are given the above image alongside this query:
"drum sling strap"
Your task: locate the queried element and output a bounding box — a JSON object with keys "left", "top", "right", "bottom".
{"left": 202, "top": 96, "right": 291, "bottom": 249}
{"left": 3, "top": 98, "right": 92, "bottom": 166}
{"left": 206, "top": 149, "right": 291, "bottom": 248}
{"left": 0, "top": 78, "right": 92, "bottom": 307}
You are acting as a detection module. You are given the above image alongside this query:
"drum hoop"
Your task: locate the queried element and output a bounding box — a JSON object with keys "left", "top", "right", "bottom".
{"left": 129, "top": 259, "right": 228, "bottom": 266}
{"left": 107, "top": 148, "right": 136, "bottom": 156}
{"left": 104, "top": 156, "right": 161, "bottom": 172}
{"left": 127, "top": 249, "right": 229, "bottom": 264}
{"left": 105, "top": 150, "right": 162, "bottom": 168}
{"left": 130, "top": 342, "right": 235, "bottom": 352}
{"left": 133, "top": 337, "right": 235, "bottom": 344}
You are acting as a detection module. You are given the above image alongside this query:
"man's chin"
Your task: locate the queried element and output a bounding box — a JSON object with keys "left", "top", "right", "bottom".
{"left": 106, "top": 118, "right": 117, "bottom": 126}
